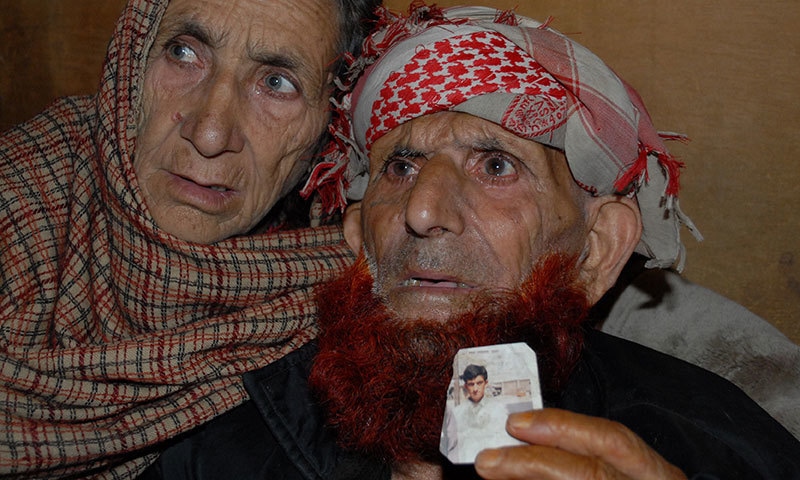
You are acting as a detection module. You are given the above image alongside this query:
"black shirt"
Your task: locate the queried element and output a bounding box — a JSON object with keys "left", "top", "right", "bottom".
{"left": 142, "top": 329, "right": 800, "bottom": 479}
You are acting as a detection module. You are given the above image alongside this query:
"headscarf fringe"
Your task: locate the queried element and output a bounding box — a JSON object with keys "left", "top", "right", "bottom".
{"left": 539, "top": 15, "right": 556, "bottom": 29}
{"left": 300, "top": 160, "right": 347, "bottom": 214}
{"left": 304, "top": 1, "right": 468, "bottom": 211}
{"left": 614, "top": 145, "right": 650, "bottom": 194}
{"left": 494, "top": 8, "right": 519, "bottom": 26}
{"left": 614, "top": 143, "right": 685, "bottom": 199}
{"left": 658, "top": 151, "right": 684, "bottom": 198}
{"left": 353, "top": 2, "right": 466, "bottom": 84}
{"left": 658, "top": 131, "right": 690, "bottom": 144}
{"left": 300, "top": 98, "right": 358, "bottom": 214}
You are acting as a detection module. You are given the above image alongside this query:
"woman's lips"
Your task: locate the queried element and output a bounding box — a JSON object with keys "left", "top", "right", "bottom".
{"left": 166, "top": 172, "right": 238, "bottom": 213}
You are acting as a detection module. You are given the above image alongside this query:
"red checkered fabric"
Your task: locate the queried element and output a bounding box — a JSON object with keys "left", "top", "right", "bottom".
{"left": 366, "top": 31, "right": 568, "bottom": 146}
{"left": 0, "top": 0, "right": 351, "bottom": 478}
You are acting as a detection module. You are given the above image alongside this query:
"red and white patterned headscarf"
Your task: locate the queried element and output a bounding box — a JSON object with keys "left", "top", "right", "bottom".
{"left": 327, "top": 3, "right": 701, "bottom": 270}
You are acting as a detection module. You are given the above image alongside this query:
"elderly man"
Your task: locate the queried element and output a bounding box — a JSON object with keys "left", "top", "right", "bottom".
{"left": 305, "top": 5, "right": 800, "bottom": 478}
{"left": 0, "top": 0, "right": 379, "bottom": 477}
{"left": 143, "top": 5, "right": 800, "bottom": 479}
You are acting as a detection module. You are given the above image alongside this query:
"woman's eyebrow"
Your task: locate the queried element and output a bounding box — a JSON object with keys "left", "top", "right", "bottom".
{"left": 247, "top": 44, "right": 322, "bottom": 95}
{"left": 247, "top": 50, "right": 299, "bottom": 71}
{"left": 157, "top": 17, "right": 220, "bottom": 48}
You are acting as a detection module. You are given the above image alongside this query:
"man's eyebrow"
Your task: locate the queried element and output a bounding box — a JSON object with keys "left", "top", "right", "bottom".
{"left": 469, "top": 138, "right": 504, "bottom": 152}
{"left": 388, "top": 145, "right": 425, "bottom": 158}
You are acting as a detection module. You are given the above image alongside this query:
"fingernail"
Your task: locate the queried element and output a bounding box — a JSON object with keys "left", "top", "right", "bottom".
{"left": 475, "top": 448, "right": 501, "bottom": 468}
{"left": 507, "top": 411, "right": 534, "bottom": 430}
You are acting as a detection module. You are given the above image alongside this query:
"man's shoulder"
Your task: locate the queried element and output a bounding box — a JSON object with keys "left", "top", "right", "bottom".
{"left": 147, "top": 344, "right": 388, "bottom": 480}
{"left": 577, "top": 328, "right": 741, "bottom": 396}
{"left": 560, "top": 329, "right": 800, "bottom": 478}
{"left": 243, "top": 341, "right": 333, "bottom": 478}
{"left": 598, "top": 265, "right": 783, "bottom": 347}
{"left": 244, "top": 343, "right": 390, "bottom": 480}
{"left": 144, "top": 346, "right": 321, "bottom": 480}
{"left": 574, "top": 328, "right": 789, "bottom": 417}
{"left": 595, "top": 264, "right": 800, "bottom": 437}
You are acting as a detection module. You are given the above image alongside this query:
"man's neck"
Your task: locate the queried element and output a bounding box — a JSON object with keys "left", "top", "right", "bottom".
{"left": 392, "top": 461, "right": 481, "bottom": 480}
{"left": 392, "top": 461, "right": 442, "bottom": 480}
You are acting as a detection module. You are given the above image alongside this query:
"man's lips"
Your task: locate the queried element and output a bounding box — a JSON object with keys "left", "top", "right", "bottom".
{"left": 399, "top": 276, "right": 474, "bottom": 289}
{"left": 386, "top": 271, "right": 480, "bottom": 320}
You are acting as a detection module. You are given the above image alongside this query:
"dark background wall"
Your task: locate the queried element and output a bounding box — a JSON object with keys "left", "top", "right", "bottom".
{"left": 0, "top": 0, "right": 127, "bottom": 131}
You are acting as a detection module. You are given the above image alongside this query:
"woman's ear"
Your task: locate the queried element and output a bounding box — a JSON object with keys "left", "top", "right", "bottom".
{"left": 343, "top": 202, "right": 363, "bottom": 254}
{"left": 578, "top": 195, "right": 642, "bottom": 304}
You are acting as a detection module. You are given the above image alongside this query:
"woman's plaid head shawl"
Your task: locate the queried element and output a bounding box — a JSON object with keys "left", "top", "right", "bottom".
{"left": 0, "top": 0, "right": 351, "bottom": 477}
{"left": 333, "top": 4, "right": 701, "bottom": 269}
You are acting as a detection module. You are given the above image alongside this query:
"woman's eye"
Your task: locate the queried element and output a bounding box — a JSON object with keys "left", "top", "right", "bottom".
{"left": 264, "top": 73, "right": 298, "bottom": 94}
{"left": 483, "top": 156, "right": 516, "bottom": 177}
{"left": 166, "top": 42, "right": 197, "bottom": 64}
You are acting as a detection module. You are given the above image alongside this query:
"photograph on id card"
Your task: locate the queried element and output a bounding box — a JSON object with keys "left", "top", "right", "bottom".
{"left": 439, "top": 342, "right": 543, "bottom": 464}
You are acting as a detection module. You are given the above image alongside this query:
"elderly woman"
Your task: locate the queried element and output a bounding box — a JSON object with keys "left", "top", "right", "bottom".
{"left": 0, "top": 0, "right": 378, "bottom": 477}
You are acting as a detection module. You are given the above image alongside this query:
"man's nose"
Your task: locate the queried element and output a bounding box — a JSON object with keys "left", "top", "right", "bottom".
{"left": 404, "top": 156, "right": 465, "bottom": 237}
{"left": 179, "top": 72, "right": 246, "bottom": 157}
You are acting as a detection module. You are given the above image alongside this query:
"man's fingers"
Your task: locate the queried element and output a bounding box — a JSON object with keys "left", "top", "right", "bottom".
{"left": 475, "top": 443, "right": 628, "bottom": 480}
{"left": 476, "top": 409, "right": 685, "bottom": 480}
{"left": 506, "top": 409, "right": 645, "bottom": 460}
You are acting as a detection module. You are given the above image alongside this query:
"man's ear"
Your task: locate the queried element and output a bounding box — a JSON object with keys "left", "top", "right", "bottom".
{"left": 343, "top": 202, "right": 363, "bottom": 254}
{"left": 578, "top": 195, "right": 642, "bottom": 304}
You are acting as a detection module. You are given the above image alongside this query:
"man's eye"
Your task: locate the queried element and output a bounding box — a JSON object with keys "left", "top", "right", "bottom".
{"left": 385, "top": 159, "right": 416, "bottom": 178}
{"left": 264, "top": 73, "right": 298, "bottom": 94}
{"left": 483, "top": 156, "right": 516, "bottom": 177}
{"left": 166, "top": 42, "right": 198, "bottom": 64}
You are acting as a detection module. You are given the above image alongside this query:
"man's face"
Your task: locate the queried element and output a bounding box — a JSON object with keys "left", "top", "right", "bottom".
{"left": 349, "top": 111, "right": 589, "bottom": 321}
{"left": 135, "top": 0, "right": 339, "bottom": 243}
{"left": 464, "top": 375, "right": 487, "bottom": 404}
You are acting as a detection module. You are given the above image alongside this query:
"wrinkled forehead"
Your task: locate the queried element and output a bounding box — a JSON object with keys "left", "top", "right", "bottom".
{"left": 154, "top": 0, "right": 340, "bottom": 66}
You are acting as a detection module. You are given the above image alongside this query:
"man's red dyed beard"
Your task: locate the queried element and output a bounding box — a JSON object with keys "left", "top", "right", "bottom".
{"left": 309, "top": 253, "right": 590, "bottom": 465}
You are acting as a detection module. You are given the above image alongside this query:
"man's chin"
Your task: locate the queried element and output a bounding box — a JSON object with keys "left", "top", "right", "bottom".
{"left": 386, "top": 294, "right": 477, "bottom": 323}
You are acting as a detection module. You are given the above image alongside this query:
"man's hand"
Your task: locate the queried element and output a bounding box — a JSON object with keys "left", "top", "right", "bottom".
{"left": 473, "top": 409, "right": 687, "bottom": 480}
